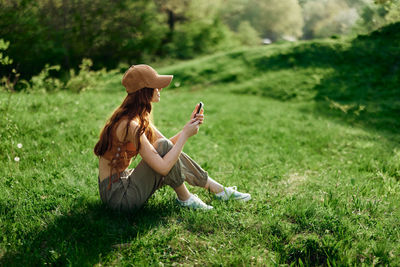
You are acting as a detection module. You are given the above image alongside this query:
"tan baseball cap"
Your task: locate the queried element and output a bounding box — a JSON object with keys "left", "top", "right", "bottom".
{"left": 122, "top": 64, "right": 173, "bottom": 94}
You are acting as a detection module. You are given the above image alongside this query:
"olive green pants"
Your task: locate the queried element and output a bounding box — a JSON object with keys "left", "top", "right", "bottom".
{"left": 98, "top": 138, "right": 209, "bottom": 212}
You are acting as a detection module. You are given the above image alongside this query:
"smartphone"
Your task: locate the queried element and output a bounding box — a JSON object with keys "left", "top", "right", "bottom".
{"left": 196, "top": 102, "right": 204, "bottom": 114}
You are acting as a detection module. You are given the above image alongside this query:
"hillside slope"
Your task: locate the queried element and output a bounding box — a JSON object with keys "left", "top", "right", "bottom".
{"left": 1, "top": 23, "right": 400, "bottom": 267}
{"left": 161, "top": 22, "right": 400, "bottom": 133}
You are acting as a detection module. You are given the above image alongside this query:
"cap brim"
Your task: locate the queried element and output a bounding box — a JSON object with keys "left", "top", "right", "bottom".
{"left": 151, "top": 75, "right": 173, "bottom": 90}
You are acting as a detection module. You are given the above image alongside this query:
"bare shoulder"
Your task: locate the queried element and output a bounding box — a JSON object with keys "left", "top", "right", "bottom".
{"left": 114, "top": 118, "right": 139, "bottom": 142}
{"left": 127, "top": 119, "right": 140, "bottom": 142}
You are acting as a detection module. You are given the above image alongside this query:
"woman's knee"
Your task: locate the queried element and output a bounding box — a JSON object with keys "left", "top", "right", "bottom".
{"left": 154, "top": 138, "right": 173, "bottom": 157}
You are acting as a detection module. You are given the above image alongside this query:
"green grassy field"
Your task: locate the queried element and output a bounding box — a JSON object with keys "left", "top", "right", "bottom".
{"left": 1, "top": 23, "right": 400, "bottom": 266}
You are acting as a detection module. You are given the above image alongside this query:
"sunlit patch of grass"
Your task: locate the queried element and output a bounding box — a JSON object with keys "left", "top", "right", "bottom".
{"left": 1, "top": 85, "right": 399, "bottom": 265}
{"left": 1, "top": 23, "right": 400, "bottom": 264}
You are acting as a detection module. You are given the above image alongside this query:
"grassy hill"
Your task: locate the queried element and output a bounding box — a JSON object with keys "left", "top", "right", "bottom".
{"left": 161, "top": 21, "right": 400, "bottom": 133}
{"left": 0, "top": 23, "right": 399, "bottom": 265}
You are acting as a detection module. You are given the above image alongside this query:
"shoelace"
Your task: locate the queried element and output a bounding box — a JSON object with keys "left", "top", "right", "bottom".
{"left": 191, "top": 194, "right": 202, "bottom": 203}
{"left": 179, "top": 194, "right": 200, "bottom": 203}
{"left": 226, "top": 186, "right": 237, "bottom": 196}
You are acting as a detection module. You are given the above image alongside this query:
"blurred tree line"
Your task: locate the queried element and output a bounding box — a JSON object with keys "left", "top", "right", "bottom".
{"left": 0, "top": 0, "right": 234, "bottom": 79}
{"left": 0, "top": 0, "right": 399, "bottom": 80}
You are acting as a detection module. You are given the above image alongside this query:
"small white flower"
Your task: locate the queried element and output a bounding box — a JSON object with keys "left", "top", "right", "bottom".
{"left": 14, "top": 156, "right": 20, "bottom": 162}
{"left": 17, "top": 143, "right": 23, "bottom": 148}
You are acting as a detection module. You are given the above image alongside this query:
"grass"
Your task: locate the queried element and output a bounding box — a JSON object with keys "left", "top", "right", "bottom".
{"left": 162, "top": 22, "right": 400, "bottom": 134}
{"left": 1, "top": 23, "right": 400, "bottom": 266}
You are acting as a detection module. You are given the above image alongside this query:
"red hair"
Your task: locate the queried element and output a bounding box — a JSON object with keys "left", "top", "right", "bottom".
{"left": 94, "top": 87, "right": 156, "bottom": 156}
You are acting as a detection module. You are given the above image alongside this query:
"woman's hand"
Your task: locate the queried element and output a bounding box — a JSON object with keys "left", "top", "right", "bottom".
{"left": 190, "top": 103, "right": 204, "bottom": 124}
{"left": 169, "top": 104, "right": 204, "bottom": 144}
{"left": 194, "top": 113, "right": 204, "bottom": 124}
{"left": 182, "top": 118, "right": 200, "bottom": 138}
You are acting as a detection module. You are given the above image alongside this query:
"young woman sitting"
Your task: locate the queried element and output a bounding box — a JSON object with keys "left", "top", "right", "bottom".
{"left": 94, "top": 64, "right": 251, "bottom": 212}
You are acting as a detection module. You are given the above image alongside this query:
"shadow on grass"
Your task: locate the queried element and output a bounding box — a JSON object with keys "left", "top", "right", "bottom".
{"left": 238, "top": 22, "right": 400, "bottom": 135}
{"left": 0, "top": 197, "right": 176, "bottom": 266}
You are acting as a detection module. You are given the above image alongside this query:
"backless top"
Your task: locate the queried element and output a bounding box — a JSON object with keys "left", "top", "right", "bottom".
{"left": 102, "top": 120, "right": 138, "bottom": 190}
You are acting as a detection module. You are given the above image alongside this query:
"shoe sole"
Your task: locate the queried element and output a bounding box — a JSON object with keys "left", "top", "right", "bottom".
{"left": 216, "top": 195, "right": 252, "bottom": 202}
{"left": 236, "top": 195, "right": 251, "bottom": 202}
{"left": 176, "top": 201, "right": 213, "bottom": 210}
{"left": 181, "top": 205, "right": 213, "bottom": 210}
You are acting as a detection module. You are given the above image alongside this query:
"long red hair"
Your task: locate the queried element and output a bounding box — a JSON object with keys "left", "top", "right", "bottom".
{"left": 94, "top": 87, "right": 156, "bottom": 156}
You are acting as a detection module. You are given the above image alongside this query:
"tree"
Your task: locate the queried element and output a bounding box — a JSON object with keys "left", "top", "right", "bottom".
{"left": 357, "top": 0, "right": 400, "bottom": 32}
{"left": 236, "top": 21, "right": 261, "bottom": 45}
{"left": 153, "top": 0, "right": 234, "bottom": 58}
{"left": 245, "top": 0, "right": 304, "bottom": 40}
{"left": 0, "top": 0, "right": 167, "bottom": 78}
{"left": 219, "top": 0, "right": 304, "bottom": 41}
{"left": 302, "top": 0, "right": 360, "bottom": 39}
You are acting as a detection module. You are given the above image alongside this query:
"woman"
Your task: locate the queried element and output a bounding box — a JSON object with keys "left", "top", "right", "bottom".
{"left": 94, "top": 64, "right": 250, "bottom": 212}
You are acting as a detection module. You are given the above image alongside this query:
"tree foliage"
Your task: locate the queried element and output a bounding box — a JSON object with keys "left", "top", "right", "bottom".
{"left": 0, "top": 39, "right": 12, "bottom": 66}
{"left": 0, "top": 0, "right": 232, "bottom": 78}
{"left": 357, "top": 0, "right": 400, "bottom": 32}
{"left": 236, "top": 21, "right": 261, "bottom": 46}
{"left": 302, "top": 0, "right": 360, "bottom": 39}
{"left": 0, "top": 0, "right": 399, "bottom": 81}
{"left": 0, "top": 0, "right": 167, "bottom": 77}
{"left": 220, "top": 0, "right": 304, "bottom": 40}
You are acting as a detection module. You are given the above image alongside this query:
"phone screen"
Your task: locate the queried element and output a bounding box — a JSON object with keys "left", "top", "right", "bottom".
{"left": 196, "top": 102, "right": 203, "bottom": 114}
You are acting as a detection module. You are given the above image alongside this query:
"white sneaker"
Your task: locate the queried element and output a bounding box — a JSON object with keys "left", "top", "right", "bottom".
{"left": 215, "top": 186, "right": 251, "bottom": 202}
{"left": 176, "top": 194, "right": 213, "bottom": 210}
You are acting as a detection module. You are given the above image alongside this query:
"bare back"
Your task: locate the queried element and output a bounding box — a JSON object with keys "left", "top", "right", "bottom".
{"left": 98, "top": 118, "right": 137, "bottom": 181}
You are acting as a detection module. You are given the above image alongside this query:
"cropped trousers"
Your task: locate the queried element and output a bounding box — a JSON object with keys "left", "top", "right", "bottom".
{"left": 98, "top": 138, "right": 209, "bottom": 212}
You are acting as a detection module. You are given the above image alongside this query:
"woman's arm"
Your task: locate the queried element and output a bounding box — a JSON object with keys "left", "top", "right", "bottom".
{"left": 153, "top": 105, "right": 204, "bottom": 145}
{"left": 151, "top": 123, "right": 167, "bottom": 140}
{"left": 152, "top": 123, "right": 181, "bottom": 145}
{"left": 169, "top": 131, "right": 182, "bottom": 145}
{"left": 170, "top": 105, "right": 204, "bottom": 144}
{"left": 131, "top": 119, "right": 200, "bottom": 176}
